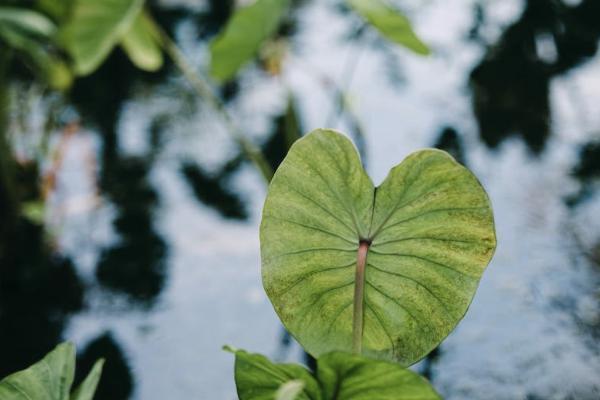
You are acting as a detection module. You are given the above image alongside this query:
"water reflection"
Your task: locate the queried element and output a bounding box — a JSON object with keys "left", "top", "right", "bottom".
{"left": 97, "top": 155, "right": 168, "bottom": 302}
{"left": 433, "top": 126, "right": 465, "bottom": 165}
{"left": 75, "top": 332, "right": 134, "bottom": 400}
{"left": 567, "top": 140, "right": 600, "bottom": 207}
{"left": 181, "top": 158, "right": 248, "bottom": 220}
{"left": 470, "top": 0, "right": 600, "bottom": 153}
{"left": 0, "top": 155, "right": 81, "bottom": 374}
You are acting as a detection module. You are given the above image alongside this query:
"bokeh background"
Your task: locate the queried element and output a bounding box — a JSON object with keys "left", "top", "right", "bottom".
{"left": 1, "top": 0, "right": 599, "bottom": 399}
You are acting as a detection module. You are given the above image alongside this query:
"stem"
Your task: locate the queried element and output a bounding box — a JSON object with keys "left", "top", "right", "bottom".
{"left": 352, "top": 240, "right": 370, "bottom": 354}
{"left": 154, "top": 24, "right": 274, "bottom": 183}
{"left": 323, "top": 35, "right": 368, "bottom": 166}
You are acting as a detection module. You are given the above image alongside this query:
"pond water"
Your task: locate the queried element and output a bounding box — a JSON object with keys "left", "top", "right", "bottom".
{"left": 2, "top": 0, "right": 600, "bottom": 399}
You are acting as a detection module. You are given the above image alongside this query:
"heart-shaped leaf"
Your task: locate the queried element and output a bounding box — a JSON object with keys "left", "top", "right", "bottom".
{"left": 227, "top": 348, "right": 441, "bottom": 399}
{"left": 346, "top": 0, "right": 430, "bottom": 55}
{"left": 209, "top": 0, "right": 290, "bottom": 82}
{"left": 0, "top": 342, "right": 104, "bottom": 400}
{"left": 261, "top": 129, "right": 496, "bottom": 365}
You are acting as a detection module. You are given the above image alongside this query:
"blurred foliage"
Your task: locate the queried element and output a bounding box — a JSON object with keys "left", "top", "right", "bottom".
{"left": 210, "top": 0, "right": 291, "bottom": 82}
{"left": 346, "top": 0, "right": 430, "bottom": 55}
{"left": 0, "top": 6, "right": 72, "bottom": 89}
{"left": 60, "top": 0, "right": 163, "bottom": 76}
{"left": 120, "top": 11, "right": 164, "bottom": 72}
{"left": 209, "top": 0, "right": 430, "bottom": 82}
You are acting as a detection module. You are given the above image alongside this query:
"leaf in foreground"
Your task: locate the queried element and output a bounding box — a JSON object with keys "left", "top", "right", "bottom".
{"left": 209, "top": 0, "right": 290, "bottom": 82}
{"left": 346, "top": 0, "right": 430, "bottom": 55}
{"left": 0, "top": 342, "right": 104, "bottom": 400}
{"left": 261, "top": 129, "right": 496, "bottom": 365}
{"left": 227, "top": 347, "right": 441, "bottom": 399}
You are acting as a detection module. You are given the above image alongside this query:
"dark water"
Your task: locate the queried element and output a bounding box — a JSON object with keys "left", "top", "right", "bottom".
{"left": 1, "top": 0, "right": 599, "bottom": 398}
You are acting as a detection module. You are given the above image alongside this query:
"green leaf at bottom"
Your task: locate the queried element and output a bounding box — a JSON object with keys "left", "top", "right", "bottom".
{"left": 0, "top": 343, "right": 75, "bottom": 400}
{"left": 227, "top": 348, "right": 440, "bottom": 400}
{"left": 0, "top": 342, "right": 104, "bottom": 400}
{"left": 225, "top": 347, "right": 321, "bottom": 400}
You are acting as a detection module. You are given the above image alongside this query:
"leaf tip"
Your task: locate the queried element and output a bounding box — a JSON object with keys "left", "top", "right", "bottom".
{"left": 222, "top": 345, "right": 238, "bottom": 354}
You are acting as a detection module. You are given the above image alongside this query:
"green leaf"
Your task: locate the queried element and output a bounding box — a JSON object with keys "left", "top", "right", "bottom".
{"left": 0, "top": 7, "right": 57, "bottom": 38}
{"left": 227, "top": 348, "right": 440, "bottom": 399}
{"left": 60, "top": 0, "right": 145, "bottom": 75}
{"left": 317, "top": 352, "right": 441, "bottom": 399}
{"left": 0, "top": 342, "right": 75, "bottom": 400}
{"left": 209, "top": 0, "right": 290, "bottom": 82}
{"left": 346, "top": 0, "right": 430, "bottom": 55}
{"left": 261, "top": 129, "right": 496, "bottom": 365}
{"left": 71, "top": 359, "right": 105, "bottom": 400}
{"left": 0, "top": 342, "right": 104, "bottom": 400}
{"left": 225, "top": 347, "right": 322, "bottom": 400}
{"left": 120, "top": 11, "right": 163, "bottom": 72}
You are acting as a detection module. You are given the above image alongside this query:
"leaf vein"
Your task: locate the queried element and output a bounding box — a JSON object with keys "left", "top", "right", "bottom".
{"left": 264, "top": 215, "right": 356, "bottom": 244}
{"left": 374, "top": 235, "right": 484, "bottom": 247}
{"left": 368, "top": 262, "right": 454, "bottom": 319}
{"left": 374, "top": 206, "right": 488, "bottom": 238}
{"left": 365, "top": 279, "right": 427, "bottom": 333}
{"left": 277, "top": 262, "right": 355, "bottom": 295}
{"left": 368, "top": 250, "right": 477, "bottom": 278}
{"left": 284, "top": 184, "right": 357, "bottom": 236}
{"left": 364, "top": 302, "right": 396, "bottom": 357}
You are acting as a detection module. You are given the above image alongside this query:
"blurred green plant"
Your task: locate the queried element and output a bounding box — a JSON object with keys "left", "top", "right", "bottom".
{"left": 59, "top": 0, "right": 163, "bottom": 75}
{"left": 210, "top": 0, "right": 291, "bottom": 82}
{"left": 0, "top": 6, "right": 72, "bottom": 89}
{"left": 209, "top": 0, "right": 430, "bottom": 82}
{"left": 0, "top": 0, "right": 431, "bottom": 198}
{"left": 346, "top": 0, "right": 430, "bottom": 55}
{"left": 0, "top": 342, "right": 104, "bottom": 400}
